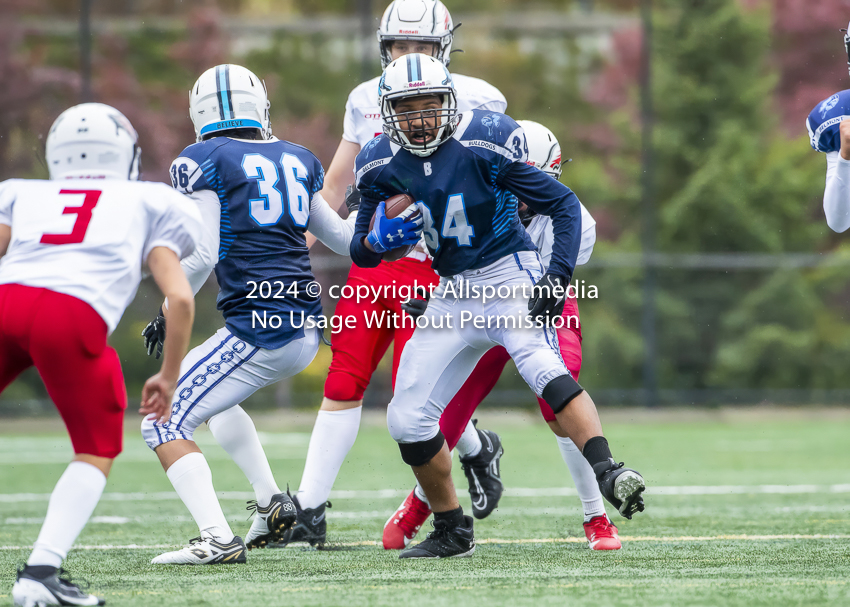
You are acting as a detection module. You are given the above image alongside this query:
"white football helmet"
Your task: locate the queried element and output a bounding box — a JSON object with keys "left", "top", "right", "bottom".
{"left": 844, "top": 21, "right": 850, "bottom": 77}
{"left": 45, "top": 103, "right": 141, "bottom": 181}
{"left": 516, "top": 120, "right": 563, "bottom": 179}
{"left": 189, "top": 64, "right": 271, "bottom": 142}
{"left": 377, "top": 0, "right": 456, "bottom": 68}
{"left": 379, "top": 53, "right": 458, "bottom": 157}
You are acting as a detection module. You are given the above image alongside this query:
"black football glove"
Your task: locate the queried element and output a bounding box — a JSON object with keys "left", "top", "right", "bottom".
{"left": 528, "top": 272, "right": 568, "bottom": 321}
{"left": 344, "top": 184, "right": 361, "bottom": 213}
{"left": 401, "top": 286, "right": 430, "bottom": 320}
{"left": 142, "top": 308, "right": 166, "bottom": 359}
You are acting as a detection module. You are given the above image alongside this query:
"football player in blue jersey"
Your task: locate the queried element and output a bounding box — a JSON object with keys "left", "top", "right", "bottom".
{"left": 351, "top": 54, "right": 646, "bottom": 558}
{"left": 806, "top": 22, "right": 850, "bottom": 232}
{"left": 139, "top": 64, "right": 361, "bottom": 565}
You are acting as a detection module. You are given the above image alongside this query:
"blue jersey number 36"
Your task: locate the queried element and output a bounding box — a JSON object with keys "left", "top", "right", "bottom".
{"left": 242, "top": 153, "right": 311, "bottom": 228}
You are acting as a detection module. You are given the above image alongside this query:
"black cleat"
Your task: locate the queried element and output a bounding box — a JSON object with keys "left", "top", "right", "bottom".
{"left": 245, "top": 492, "right": 298, "bottom": 549}
{"left": 399, "top": 515, "right": 475, "bottom": 559}
{"left": 593, "top": 458, "right": 646, "bottom": 519}
{"left": 459, "top": 424, "right": 504, "bottom": 519}
{"left": 12, "top": 565, "right": 105, "bottom": 606}
{"left": 268, "top": 493, "right": 330, "bottom": 548}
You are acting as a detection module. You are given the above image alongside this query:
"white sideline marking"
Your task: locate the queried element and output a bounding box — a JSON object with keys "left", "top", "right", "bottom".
{"left": 2, "top": 484, "right": 850, "bottom": 503}
{"left": 1, "top": 534, "right": 848, "bottom": 551}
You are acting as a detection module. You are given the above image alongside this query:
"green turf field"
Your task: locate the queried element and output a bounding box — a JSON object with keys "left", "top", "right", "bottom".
{"left": 1, "top": 409, "right": 848, "bottom": 607}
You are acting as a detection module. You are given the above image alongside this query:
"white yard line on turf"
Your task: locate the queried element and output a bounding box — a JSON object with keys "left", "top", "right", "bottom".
{"left": 1, "top": 534, "right": 848, "bottom": 550}
{"left": 2, "top": 484, "right": 850, "bottom": 503}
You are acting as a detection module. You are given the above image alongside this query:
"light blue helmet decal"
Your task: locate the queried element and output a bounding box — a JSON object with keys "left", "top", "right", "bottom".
{"left": 216, "top": 64, "right": 234, "bottom": 121}
{"left": 406, "top": 53, "right": 422, "bottom": 83}
{"left": 441, "top": 64, "right": 453, "bottom": 87}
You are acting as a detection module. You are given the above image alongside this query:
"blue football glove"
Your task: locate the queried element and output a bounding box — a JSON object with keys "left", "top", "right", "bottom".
{"left": 366, "top": 201, "right": 423, "bottom": 254}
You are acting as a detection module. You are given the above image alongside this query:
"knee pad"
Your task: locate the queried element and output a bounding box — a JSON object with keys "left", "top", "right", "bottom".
{"left": 398, "top": 431, "right": 446, "bottom": 467}
{"left": 541, "top": 373, "right": 584, "bottom": 415}
{"left": 324, "top": 370, "right": 367, "bottom": 402}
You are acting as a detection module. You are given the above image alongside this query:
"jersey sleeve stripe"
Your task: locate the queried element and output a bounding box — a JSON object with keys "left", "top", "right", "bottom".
{"left": 813, "top": 114, "right": 850, "bottom": 152}
{"left": 460, "top": 139, "right": 515, "bottom": 162}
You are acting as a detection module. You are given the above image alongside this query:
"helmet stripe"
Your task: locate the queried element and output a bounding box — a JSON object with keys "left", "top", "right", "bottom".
{"left": 215, "top": 66, "right": 225, "bottom": 120}
{"left": 223, "top": 65, "right": 235, "bottom": 120}
{"left": 406, "top": 55, "right": 414, "bottom": 82}
{"left": 217, "top": 65, "right": 234, "bottom": 120}
{"left": 414, "top": 54, "right": 422, "bottom": 81}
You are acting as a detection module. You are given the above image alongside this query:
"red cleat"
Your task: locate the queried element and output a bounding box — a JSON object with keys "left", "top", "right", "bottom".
{"left": 383, "top": 489, "right": 432, "bottom": 550}
{"left": 583, "top": 514, "right": 621, "bottom": 550}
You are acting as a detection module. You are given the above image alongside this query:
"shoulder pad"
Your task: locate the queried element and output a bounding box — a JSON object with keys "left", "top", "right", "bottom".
{"left": 169, "top": 139, "right": 227, "bottom": 194}
{"left": 807, "top": 90, "right": 850, "bottom": 153}
{"left": 354, "top": 135, "right": 396, "bottom": 188}
{"left": 453, "top": 110, "right": 527, "bottom": 164}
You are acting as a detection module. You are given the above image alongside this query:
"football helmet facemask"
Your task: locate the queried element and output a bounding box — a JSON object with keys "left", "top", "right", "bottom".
{"left": 377, "top": 0, "right": 457, "bottom": 68}
{"left": 45, "top": 103, "right": 141, "bottom": 180}
{"left": 379, "top": 53, "right": 458, "bottom": 157}
{"left": 189, "top": 64, "right": 271, "bottom": 142}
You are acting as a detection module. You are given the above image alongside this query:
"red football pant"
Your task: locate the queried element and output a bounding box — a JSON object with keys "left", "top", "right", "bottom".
{"left": 439, "top": 297, "right": 583, "bottom": 449}
{"left": 324, "top": 258, "right": 440, "bottom": 401}
{"left": 0, "top": 284, "right": 127, "bottom": 458}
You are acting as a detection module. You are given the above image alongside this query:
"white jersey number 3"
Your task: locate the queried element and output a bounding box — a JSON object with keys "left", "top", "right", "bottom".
{"left": 242, "top": 153, "right": 310, "bottom": 228}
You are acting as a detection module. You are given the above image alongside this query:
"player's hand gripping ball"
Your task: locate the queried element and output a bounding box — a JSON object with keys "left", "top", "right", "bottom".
{"left": 367, "top": 193, "right": 423, "bottom": 261}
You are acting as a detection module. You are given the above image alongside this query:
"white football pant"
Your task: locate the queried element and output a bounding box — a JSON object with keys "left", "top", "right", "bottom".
{"left": 387, "top": 251, "right": 570, "bottom": 444}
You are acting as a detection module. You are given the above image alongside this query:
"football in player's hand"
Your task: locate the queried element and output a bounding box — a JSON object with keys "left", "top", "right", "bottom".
{"left": 369, "top": 193, "right": 421, "bottom": 262}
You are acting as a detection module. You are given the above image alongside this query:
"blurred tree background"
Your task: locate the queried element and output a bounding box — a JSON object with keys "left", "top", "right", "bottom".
{"left": 1, "top": 0, "right": 849, "bottom": 414}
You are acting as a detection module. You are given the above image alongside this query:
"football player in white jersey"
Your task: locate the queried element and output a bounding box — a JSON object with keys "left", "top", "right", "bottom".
{"left": 393, "top": 120, "right": 621, "bottom": 550}
{"left": 806, "top": 22, "right": 850, "bottom": 232}
{"left": 3, "top": 103, "right": 201, "bottom": 607}
{"left": 139, "top": 64, "right": 360, "bottom": 565}
{"left": 254, "top": 0, "right": 509, "bottom": 548}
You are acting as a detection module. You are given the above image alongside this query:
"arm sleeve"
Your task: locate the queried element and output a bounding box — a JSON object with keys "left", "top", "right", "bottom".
{"left": 824, "top": 151, "right": 850, "bottom": 233}
{"left": 342, "top": 94, "right": 359, "bottom": 144}
{"left": 143, "top": 192, "right": 204, "bottom": 266}
{"left": 178, "top": 190, "right": 220, "bottom": 294}
{"left": 576, "top": 202, "right": 597, "bottom": 266}
{"left": 498, "top": 162, "right": 581, "bottom": 281}
{"left": 308, "top": 192, "right": 358, "bottom": 255}
{"left": 0, "top": 182, "right": 14, "bottom": 226}
{"left": 349, "top": 193, "right": 383, "bottom": 268}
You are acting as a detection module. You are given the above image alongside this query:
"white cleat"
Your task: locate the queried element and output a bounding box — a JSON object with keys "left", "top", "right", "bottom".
{"left": 151, "top": 535, "right": 247, "bottom": 565}
{"left": 12, "top": 567, "right": 104, "bottom": 606}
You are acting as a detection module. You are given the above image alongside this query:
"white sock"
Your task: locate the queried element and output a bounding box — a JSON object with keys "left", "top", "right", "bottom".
{"left": 455, "top": 421, "right": 482, "bottom": 458}
{"left": 556, "top": 435, "right": 606, "bottom": 521}
{"left": 297, "top": 407, "right": 362, "bottom": 510}
{"left": 166, "top": 452, "right": 234, "bottom": 542}
{"left": 413, "top": 482, "right": 431, "bottom": 508}
{"left": 208, "top": 406, "right": 281, "bottom": 508}
{"left": 27, "top": 461, "right": 107, "bottom": 568}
